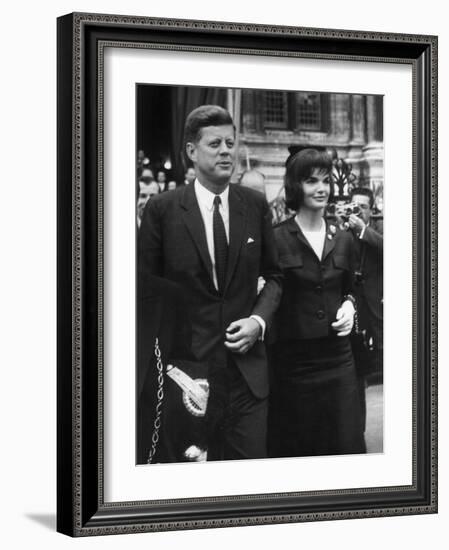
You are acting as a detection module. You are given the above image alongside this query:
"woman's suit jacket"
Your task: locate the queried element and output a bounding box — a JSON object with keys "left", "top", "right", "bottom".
{"left": 273, "top": 217, "right": 354, "bottom": 342}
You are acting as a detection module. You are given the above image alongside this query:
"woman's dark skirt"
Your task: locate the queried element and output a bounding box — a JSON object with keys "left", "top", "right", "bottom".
{"left": 268, "top": 336, "right": 366, "bottom": 458}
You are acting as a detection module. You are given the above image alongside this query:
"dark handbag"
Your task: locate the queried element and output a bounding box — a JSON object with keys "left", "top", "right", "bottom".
{"left": 350, "top": 328, "right": 376, "bottom": 377}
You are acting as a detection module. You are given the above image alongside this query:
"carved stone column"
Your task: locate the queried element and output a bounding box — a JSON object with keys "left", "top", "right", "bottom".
{"left": 361, "top": 95, "right": 384, "bottom": 203}
{"left": 350, "top": 94, "right": 366, "bottom": 145}
{"left": 346, "top": 94, "right": 366, "bottom": 182}
{"left": 241, "top": 89, "right": 257, "bottom": 134}
{"left": 330, "top": 94, "right": 350, "bottom": 140}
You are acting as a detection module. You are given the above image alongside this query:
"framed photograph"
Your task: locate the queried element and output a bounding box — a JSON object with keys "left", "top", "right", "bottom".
{"left": 57, "top": 12, "right": 437, "bottom": 536}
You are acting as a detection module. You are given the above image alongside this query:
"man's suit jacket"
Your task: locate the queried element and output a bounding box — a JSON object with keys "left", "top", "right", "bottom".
{"left": 139, "top": 182, "right": 283, "bottom": 399}
{"left": 272, "top": 217, "right": 354, "bottom": 341}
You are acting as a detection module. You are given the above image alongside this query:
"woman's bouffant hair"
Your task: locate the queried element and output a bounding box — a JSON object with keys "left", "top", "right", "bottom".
{"left": 284, "top": 148, "right": 333, "bottom": 211}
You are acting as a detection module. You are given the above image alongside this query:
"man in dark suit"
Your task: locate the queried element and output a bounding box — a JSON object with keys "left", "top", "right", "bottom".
{"left": 348, "top": 187, "right": 383, "bottom": 366}
{"left": 139, "top": 105, "right": 282, "bottom": 461}
{"left": 348, "top": 187, "right": 383, "bottom": 429}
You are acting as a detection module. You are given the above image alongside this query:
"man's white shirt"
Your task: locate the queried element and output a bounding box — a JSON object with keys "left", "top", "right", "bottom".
{"left": 194, "top": 179, "right": 230, "bottom": 290}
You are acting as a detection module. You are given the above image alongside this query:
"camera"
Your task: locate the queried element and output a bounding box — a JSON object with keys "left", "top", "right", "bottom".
{"left": 327, "top": 201, "right": 362, "bottom": 221}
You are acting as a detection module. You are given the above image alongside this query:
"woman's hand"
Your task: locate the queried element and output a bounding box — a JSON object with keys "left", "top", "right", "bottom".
{"left": 331, "top": 300, "right": 355, "bottom": 337}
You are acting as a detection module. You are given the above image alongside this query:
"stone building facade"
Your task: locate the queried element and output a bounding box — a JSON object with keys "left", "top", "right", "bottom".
{"left": 237, "top": 90, "right": 384, "bottom": 207}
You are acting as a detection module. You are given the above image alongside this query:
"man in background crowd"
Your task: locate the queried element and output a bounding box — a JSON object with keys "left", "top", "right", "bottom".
{"left": 239, "top": 169, "right": 266, "bottom": 196}
{"left": 184, "top": 166, "right": 196, "bottom": 186}
{"left": 137, "top": 180, "right": 160, "bottom": 228}
{"left": 156, "top": 170, "right": 167, "bottom": 193}
{"left": 347, "top": 186, "right": 383, "bottom": 426}
{"left": 137, "top": 150, "right": 151, "bottom": 178}
{"left": 140, "top": 168, "right": 155, "bottom": 185}
{"left": 348, "top": 187, "right": 383, "bottom": 361}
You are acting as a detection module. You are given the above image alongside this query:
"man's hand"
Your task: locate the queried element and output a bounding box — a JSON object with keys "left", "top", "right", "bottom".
{"left": 331, "top": 300, "right": 355, "bottom": 337}
{"left": 348, "top": 213, "right": 366, "bottom": 235}
{"left": 224, "top": 318, "right": 261, "bottom": 354}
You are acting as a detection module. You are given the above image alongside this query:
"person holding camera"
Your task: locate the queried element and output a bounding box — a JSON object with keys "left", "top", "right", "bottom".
{"left": 268, "top": 148, "right": 366, "bottom": 458}
{"left": 347, "top": 187, "right": 383, "bottom": 431}
{"left": 347, "top": 187, "right": 383, "bottom": 365}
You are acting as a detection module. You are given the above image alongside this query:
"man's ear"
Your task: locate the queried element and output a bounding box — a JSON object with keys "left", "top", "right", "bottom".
{"left": 185, "top": 142, "right": 196, "bottom": 163}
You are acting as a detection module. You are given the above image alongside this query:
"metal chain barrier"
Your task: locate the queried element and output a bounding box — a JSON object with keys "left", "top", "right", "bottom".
{"left": 146, "top": 338, "right": 165, "bottom": 464}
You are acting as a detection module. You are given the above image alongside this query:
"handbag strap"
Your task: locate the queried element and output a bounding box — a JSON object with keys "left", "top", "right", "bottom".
{"left": 360, "top": 242, "right": 367, "bottom": 273}
{"left": 353, "top": 232, "right": 368, "bottom": 336}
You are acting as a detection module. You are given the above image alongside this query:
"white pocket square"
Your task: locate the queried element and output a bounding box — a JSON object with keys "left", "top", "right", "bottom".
{"left": 247, "top": 237, "right": 255, "bottom": 243}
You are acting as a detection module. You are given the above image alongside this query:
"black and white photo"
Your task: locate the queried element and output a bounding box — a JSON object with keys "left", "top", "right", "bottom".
{"left": 135, "top": 85, "right": 384, "bottom": 465}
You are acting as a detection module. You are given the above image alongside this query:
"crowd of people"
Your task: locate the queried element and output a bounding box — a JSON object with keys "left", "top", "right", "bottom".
{"left": 136, "top": 156, "right": 198, "bottom": 228}
{"left": 136, "top": 105, "right": 383, "bottom": 465}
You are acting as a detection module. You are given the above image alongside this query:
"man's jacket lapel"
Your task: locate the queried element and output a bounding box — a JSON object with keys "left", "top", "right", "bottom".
{"left": 180, "top": 184, "right": 215, "bottom": 289}
{"left": 224, "top": 185, "right": 248, "bottom": 294}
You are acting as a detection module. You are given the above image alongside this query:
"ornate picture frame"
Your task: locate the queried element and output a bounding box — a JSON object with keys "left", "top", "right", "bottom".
{"left": 57, "top": 12, "right": 437, "bottom": 536}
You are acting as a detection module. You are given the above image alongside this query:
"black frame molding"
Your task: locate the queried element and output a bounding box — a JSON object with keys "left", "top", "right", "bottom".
{"left": 57, "top": 12, "right": 437, "bottom": 537}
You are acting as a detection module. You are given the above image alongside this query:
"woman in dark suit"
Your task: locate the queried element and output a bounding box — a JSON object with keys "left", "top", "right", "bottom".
{"left": 268, "top": 148, "right": 366, "bottom": 458}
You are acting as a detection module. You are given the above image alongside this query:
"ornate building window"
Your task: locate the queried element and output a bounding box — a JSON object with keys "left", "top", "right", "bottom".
{"left": 263, "top": 91, "right": 288, "bottom": 129}
{"left": 295, "top": 92, "right": 322, "bottom": 131}
{"left": 262, "top": 91, "right": 327, "bottom": 132}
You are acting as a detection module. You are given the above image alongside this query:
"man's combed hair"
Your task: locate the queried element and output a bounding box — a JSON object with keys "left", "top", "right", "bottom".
{"left": 350, "top": 186, "right": 375, "bottom": 209}
{"left": 284, "top": 148, "right": 333, "bottom": 211}
{"left": 183, "top": 105, "right": 235, "bottom": 146}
